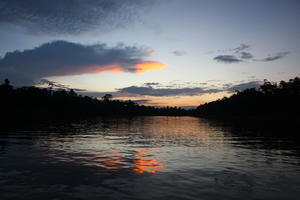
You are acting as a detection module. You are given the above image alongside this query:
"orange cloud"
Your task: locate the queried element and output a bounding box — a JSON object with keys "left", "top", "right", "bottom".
{"left": 87, "top": 61, "right": 167, "bottom": 74}
{"left": 55, "top": 63, "right": 125, "bottom": 76}
{"left": 1, "top": 40, "right": 167, "bottom": 85}
{"left": 93, "top": 64, "right": 125, "bottom": 74}
{"left": 134, "top": 61, "right": 167, "bottom": 73}
{"left": 56, "top": 62, "right": 166, "bottom": 76}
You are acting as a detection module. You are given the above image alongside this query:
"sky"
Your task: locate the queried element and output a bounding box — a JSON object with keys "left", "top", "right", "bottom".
{"left": 0, "top": 0, "right": 299, "bottom": 108}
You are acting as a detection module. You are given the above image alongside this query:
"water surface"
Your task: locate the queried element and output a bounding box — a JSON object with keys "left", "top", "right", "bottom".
{"left": 1, "top": 116, "right": 300, "bottom": 199}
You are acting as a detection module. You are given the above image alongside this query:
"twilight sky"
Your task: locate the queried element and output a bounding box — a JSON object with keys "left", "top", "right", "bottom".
{"left": 0, "top": 0, "right": 299, "bottom": 107}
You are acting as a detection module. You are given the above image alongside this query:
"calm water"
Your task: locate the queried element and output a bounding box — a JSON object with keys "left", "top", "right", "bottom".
{"left": 1, "top": 116, "right": 300, "bottom": 200}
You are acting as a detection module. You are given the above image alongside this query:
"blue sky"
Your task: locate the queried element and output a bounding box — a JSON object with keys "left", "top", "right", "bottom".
{"left": 0, "top": 0, "right": 299, "bottom": 107}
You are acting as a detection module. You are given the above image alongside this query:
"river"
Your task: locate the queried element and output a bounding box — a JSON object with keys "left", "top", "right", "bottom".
{"left": 1, "top": 116, "right": 300, "bottom": 199}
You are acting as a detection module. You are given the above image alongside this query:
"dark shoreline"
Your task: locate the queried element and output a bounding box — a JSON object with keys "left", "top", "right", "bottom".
{"left": 197, "top": 114, "right": 300, "bottom": 138}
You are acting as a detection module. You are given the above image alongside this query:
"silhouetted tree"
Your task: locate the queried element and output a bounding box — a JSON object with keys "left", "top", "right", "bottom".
{"left": 102, "top": 94, "right": 113, "bottom": 102}
{"left": 195, "top": 77, "right": 300, "bottom": 116}
{"left": 0, "top": 79, "right": 190, "bottom": 124}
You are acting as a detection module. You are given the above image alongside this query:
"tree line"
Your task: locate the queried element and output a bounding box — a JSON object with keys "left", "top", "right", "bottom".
{"left": 195, "top": 77, "right": 300, "bottom": 116}
{"left": 1, "top": 77, "right": 299, "bottom": 124}
{"left": 0, "top": 79, "right": 190, "bottom": 123}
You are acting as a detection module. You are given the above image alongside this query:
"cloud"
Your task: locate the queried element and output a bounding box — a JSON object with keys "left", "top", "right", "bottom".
{"left": 233, "top": 44, "right": 250, "bottom": 53}
{"left": 134, "top": 62, "right": 167, "bottom": 73}
{"left": 78, "top": 91, "right": 113, "bottom": 98}
{"left": 207, "top": 80, "right": 221, "bottom": 82}
{"left": 0, "top": 0, "right": 150, "bottom": 34}
{"left": 39, "top": 79, "right": 86, "bottom": 91}
{"left": 260, "top": 51, "right": 290, "bottom": 62}
{"left": 222, "top": 83, "right": 233, "bottom": 88}
{"left": 0, "top": 40, "right": 166, "bottom": 85}
{"left": 212, "top": 44, "right": 289, "bottom": 63}
{"left": 212, "top": 44, "right": 248, "bottom": 63}
{"left": 132, "top": 99, "right": 153, "bottom": 104}
{"left": 213, "top": 55, "right": 243, "bottom": 63}
{"left": 172, "top": 50, "right": 186, "bottom": 56}
{"left": 144, "top": 82, "right": 160, "bottom": 87}
{"left": 227, "top": 81, "right": 261, "bottom": 92}
{"left": 117, "top": 80, "right": 262, "bottom": 97}
{"left": 205, "top": 44, "right": 250, "bottom": 55}
{"left": 239, "top": 52, "right": 253, "bottom": 59}
{"left": 117, "top": 86, "right": 221, "bottom": 96}
{"left": 74, "top": 80, "right": 264, "bottom": 100}
{"left": 79, "top": 91, "right": 137, "bottom": 99}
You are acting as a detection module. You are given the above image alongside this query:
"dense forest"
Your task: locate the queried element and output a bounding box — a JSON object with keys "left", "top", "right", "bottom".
{"left": 196, "top": 77, "right": 300, "bottom": 116}
{"left": 0, "top": 79, "right": 190, "bottom": 123}
{"left": 1, "top": 77, "right": 299, "bottom": 125}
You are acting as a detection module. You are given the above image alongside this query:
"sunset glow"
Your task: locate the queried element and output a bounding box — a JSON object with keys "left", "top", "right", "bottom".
{"left": 94, "top": 65, "right": 125, "bottom": 74}
{"left": 134, "top": 61, "right": 167, "bottom": 74}
{"left": 0, "top": 0, "right": 299, "bottom": 107}
{"left": 1, "top": 1, "right": 300, "bottom": 199}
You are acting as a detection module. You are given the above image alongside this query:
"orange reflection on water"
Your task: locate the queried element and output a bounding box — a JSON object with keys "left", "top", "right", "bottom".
{"left": 89, "top": 150, "right": 123, "bottom": 171}
{"left": 101, "top": 155, "right": 123, "bottom": 171}
{"left": 133, "top": 149, "right": 165, "bottom": 174}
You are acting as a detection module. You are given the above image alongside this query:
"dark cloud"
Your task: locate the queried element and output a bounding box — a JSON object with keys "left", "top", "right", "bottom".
{"left": 78, "top": 91, "right": 112, "bottom": 98}
{"left": 213, "top": 44, "right": 289, "bottom": 63}
{"left": 132, "top": 99, "right": 153, "bottom": 104}
{"left": 172, "top": 50, "right": 186, "bottom": 56}
{"left": 260, "top": 51, "right": 290, "bottom": 62}
{"left": 227, "top": 81, "right": 261, "bottom": 92}
{"left": 233, "top": 44, "right": 250, "bottom": 53}
{"left": 0, "top": 40, "right": 165, "bottom": 85}
{"left": 222, "top": 83, "right": 233, "bottom": 88}
{"left": 75, "top": 80, "right": 264, "bottom": 99}
{"left": 39, "top": 79, "right": 69, "bottom": 89}
{"left": 116, "top": 80, "right": 262, "bottom": 97}
{"left": 118, "top": 86, "right": 221, "bottom": 96}
{"left": 213, "top": 55, "right": 243, "bottom": 63}
{"left": 0, "top": 0, "right": 150, "bottom": 34}
{"left": 214, "top": 44, "right": 250, "bottom": 54}
{"left": 240, "top": 52, "right": 253, "bottom": 59}
{"left": 144, "top": 82, "right": 160, "bottom": 87}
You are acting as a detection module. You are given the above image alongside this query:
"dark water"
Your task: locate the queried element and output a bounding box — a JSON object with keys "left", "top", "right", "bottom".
{"left": 1, "top": 116, "right": 300, "bottom": 200}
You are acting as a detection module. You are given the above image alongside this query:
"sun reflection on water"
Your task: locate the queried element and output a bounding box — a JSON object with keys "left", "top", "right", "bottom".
{"left": 37, "top": 117, "right": 225, "bottom": 174}
{"left": 133, "top": 149, "right": 165, "bottom": 174}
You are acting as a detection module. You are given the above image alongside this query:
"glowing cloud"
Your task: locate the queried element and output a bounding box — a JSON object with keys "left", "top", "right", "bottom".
{"left": 0, "top": 41, "right": 166, "bottom": 85}
{"left": 55, "top": 62, "right": 166, "bottom": 76}
{"left": 134, "top": 61, "right": 167, "bottom": 73}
